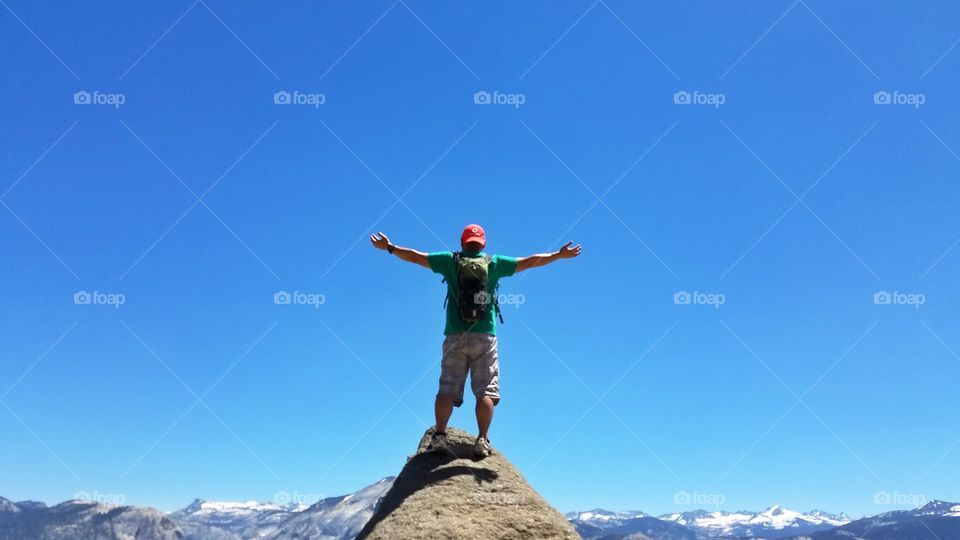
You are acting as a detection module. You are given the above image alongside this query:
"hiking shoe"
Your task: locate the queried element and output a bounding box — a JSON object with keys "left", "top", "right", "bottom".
{"left": 426, "top": 431, "right": 449, "bottom": 453}
{"left": 473, "top": 436, "right": 493, "bottom": 459}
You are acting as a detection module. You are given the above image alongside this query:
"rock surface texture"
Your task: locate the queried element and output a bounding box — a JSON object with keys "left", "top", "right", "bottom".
{"left": 357, "top": 427, "right": 580, "bottom": 540}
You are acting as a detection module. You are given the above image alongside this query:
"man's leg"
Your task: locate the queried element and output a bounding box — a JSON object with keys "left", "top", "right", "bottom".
{"left": 475, "top": 396, "right": 494, "bottom": 439}
{"left": 435, "top": 334, "right": 468, "bottom": 434}
{"left": 470, "top": 334, "right": 500, "bottom": 441}
{"left": 435, "top": 394, "right": 455, "bottom": 433}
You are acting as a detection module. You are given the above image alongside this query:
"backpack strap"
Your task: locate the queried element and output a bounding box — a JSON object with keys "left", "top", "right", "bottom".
{"left": 485, "top": 255, "right": 504, "bottom": 324}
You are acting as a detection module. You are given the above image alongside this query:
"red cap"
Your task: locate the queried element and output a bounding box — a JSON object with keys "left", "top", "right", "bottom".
{"left": 460, "top": 224, "right": 486, "bottom": 247}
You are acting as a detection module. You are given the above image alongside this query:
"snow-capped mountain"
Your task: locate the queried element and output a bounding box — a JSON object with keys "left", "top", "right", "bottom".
{"left": 661, "top": 504, "right": 851, "bottom": 538}
{"left": 0, "top": 499, "right": 19, "bottom": 514}
{"left": 812, "top": 500, "right": 960, "bottom": 539}
{"left": 567, "top": 508, "right": 696, "bottom": 539}
{"left": 270, "top": 476, "right": 394, "bottom": 539}
{"left": 564, "top": 508, "right": 647, "bottom": 522}
{"left": 911, "top": 500, "right": 960, "bottom": 518}
{"left": 171, "top": 498, "right": 304, "bottom": 539}
{"left": 806, "top": 509, "right": 852, "bottom": 523}
{"left": 170, "top": 477, "right": 395, "bottom": 540}
{"left": 572, "top": 504, "right": 853, "bottom": 539}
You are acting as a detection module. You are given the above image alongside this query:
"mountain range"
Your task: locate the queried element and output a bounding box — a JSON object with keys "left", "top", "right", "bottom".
{"left": 0, "top": 478, "right": 392, "bottom": 540}
{"left": 568, "top": 505, "right": 852, "bottom": 539}
{"left": 2, "top": 479, "right": 958, "bottom": 539}
{"left": 168, "top": 477, "right": 394, "bottom": 539}
{"left": 810, "top": 500, "right": 960, "bottom": 539}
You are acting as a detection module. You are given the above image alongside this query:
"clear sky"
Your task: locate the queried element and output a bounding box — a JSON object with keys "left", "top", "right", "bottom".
{"left": 1, "top": 0, "right": 959, "bottom": 519}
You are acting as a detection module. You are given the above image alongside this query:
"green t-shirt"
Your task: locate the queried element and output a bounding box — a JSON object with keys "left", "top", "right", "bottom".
{"left": 428, "top": 250, "right": 518, "bottom": 336}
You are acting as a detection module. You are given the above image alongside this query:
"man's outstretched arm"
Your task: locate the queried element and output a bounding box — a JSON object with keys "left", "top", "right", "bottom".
{"left": 370, "top": 231, "right": 430, "bottom": 269}
{"left": 515, "top": 241, "right": 582, "bottom": 272}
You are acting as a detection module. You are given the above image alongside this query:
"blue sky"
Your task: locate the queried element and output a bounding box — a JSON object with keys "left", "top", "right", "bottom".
{"left": 1, "top": 0, "right": 959, "bottom": 518}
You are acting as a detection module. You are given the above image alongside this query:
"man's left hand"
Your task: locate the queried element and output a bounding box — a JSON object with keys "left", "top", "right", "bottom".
{"left": 557, "top": 241, "right": 582, "bottom": 259}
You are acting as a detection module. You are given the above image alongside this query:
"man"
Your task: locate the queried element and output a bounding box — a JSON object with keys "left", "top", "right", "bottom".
{"left": 370, "top": 224, "right": 581, "bottom": 459}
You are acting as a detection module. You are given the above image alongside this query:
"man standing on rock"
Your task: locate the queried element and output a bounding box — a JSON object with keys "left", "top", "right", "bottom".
{"left": 370, "top": 224, "right": 581, "bottom": 459}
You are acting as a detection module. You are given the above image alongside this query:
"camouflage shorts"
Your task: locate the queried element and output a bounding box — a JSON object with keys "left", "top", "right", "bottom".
{"left": 438, "top": 332, "right": 500, "bottom": 407}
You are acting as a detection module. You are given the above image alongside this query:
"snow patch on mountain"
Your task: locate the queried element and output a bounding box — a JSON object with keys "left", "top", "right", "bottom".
{"left": 271, "top": 476, "right": 394, "bottom": 540}
{"left": 661, "top": 504, "right": 851, "bottom": 538}
{"left": 168, "top": 477, "right": 395, "bottom": 540}
{"left": 564, "top": 508, "right": 646, "bottom": 522}
{"left": 0, "top": 499, "right": 19, "bottom": 514}
{"left": 572, "top": 504, "right": 854, "bottom": 539}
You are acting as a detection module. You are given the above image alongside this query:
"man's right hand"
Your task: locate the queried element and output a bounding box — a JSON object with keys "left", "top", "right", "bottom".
{"left": 370, "top": 232, "right": 430, "bottom": 268}
{"left": 370, "top": 231, "right": 392, "bottom": 251}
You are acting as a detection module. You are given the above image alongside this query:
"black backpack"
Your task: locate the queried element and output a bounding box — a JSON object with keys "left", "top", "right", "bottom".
{"left": 443, "top": 253, "right": 503, "bottom": 324}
